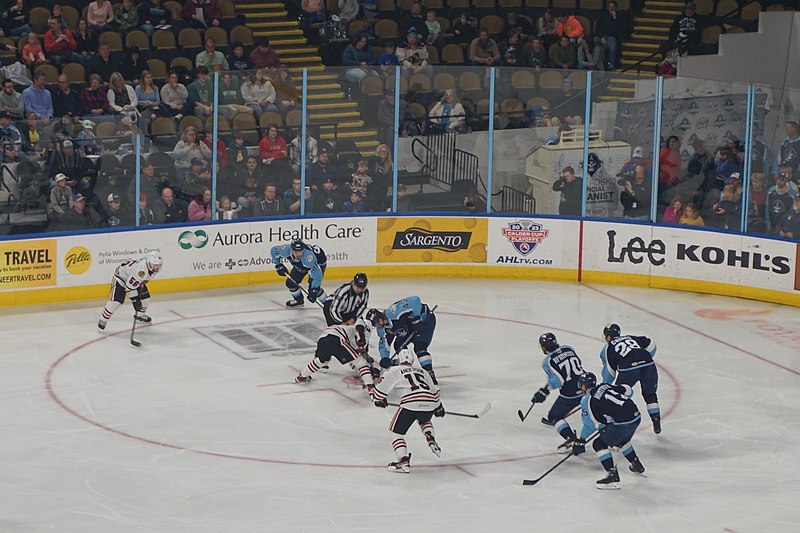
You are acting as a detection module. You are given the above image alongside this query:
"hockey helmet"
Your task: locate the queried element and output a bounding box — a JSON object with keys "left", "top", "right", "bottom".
{"left": 353, "top": 272, "right": 368, "bottom": 289}
{"left": 539, "top": 332, "right": 559, "bottom": 353}
{"left": 290, "top": 239, "right": 304, "bottom": 251}
{"left": 577, "top": 372, "right": 597, "bottom": 391}
{"left": 366, "top": 308, "right": 388, "bottom": 327}
{"left": 394, "top": 348, "right": 415, "bottom": 366}
{"left": 603, "top": 323, "right": 621, "bottom": 339}
{"left": 145, "top": 251, "right": 163, "bottom": 273}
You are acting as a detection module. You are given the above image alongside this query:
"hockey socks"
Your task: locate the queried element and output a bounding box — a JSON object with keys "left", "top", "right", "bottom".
{"left": 392, "top": 437, "right": 408, "bottom": 461}
{"left": 388, "top": 438, "right": 411, "bottom": 473}
{"left": 296, "top": 358, "right": 325, "bottom": 382}
{"left": 420, "top": 421, "right": 440, "bottom": 457}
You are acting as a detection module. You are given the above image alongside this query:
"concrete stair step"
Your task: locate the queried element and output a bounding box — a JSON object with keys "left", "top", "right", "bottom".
{"left": 626, "top": 42, "right": 662, "bottom": 49}
{"left": 608, "top": 85, "right": 635, "bottom": 93}
{"left": 237, "top": 2, "right": 285, "bottom": 9}
{"left": 310, "top": 110, "right": 362, "bottom": 120}
{"left": 273, "top": 46, "right": 320, "bottom": 54}
{"left": 599, "top": 95, "right": 625, "bottom": 101}
{"left": 306, "top": 82, "right": 342, "bottom": 91}
{"left": 642, "top": 7, "right": 682, "bottom": 15}
{"left": 307, "top": 101, "right": 358, "bottom": 110}
{"left": 267, "top": 37, "right": 308, "bottom": 45}
{"left": 632, "top": 33, "right": 670, "bottom": 41}
{"left": 624, "top": 50, "right": 660, "bottom": 58}
{"left": 255, "top": 28, "right": 305, "bottom": 36}
{"left": 290, "top": 65, "right": 326, "bottom": 73}
{"left": 280, "top": 55, "right": 324, "bottom": 64}
{"left": 635, "top": 17, "right": 674, "bottom": 24}
{"left": 249, "top": 20, "right": 301, "bottom": 28}
{"left": 634, "top": 25, "right": 670, "bottom": 32}
{"left": 306, "top": 91, "right": 346, "bottom": 100}
{"left": 646, "top": 0, "right": 686, "bottom": 6}
{"left": 319, "top": 120, "right": 365, "bottom": 129}
{"left": 320, "top": 129, "right": 378, "bottom": 139}
{"left": 620, "top": 59, "right": 659, "bottom": 68}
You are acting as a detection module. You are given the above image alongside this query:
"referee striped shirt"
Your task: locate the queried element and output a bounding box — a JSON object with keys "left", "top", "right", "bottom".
{"left": 328, "top": 282, "right": 369, "bottom": 323}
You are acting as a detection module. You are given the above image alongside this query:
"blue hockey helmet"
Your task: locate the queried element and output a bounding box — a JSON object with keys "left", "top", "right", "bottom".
{"left": 603, "top": 323, "right": 621, "bottom": 339}
{"left": 577, "top": 372, "right": 597, "bottom": 391}
{"left": 353, "top": 272, "right": 368, "bottom": 288}
{"left": 539, "top": 332, "right": 559, "bottom": 353}
{"left": 290, "top": 239, "right": 304, "bottom": 251}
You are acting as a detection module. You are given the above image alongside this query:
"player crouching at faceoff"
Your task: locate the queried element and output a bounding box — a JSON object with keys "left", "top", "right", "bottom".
{"left": 270, "top": 238, "right": 328, "bottom": 307}
{"left": 295, "top": 308, "right": 389, "bottom": 392}
{"left": 98, "top": 252, "right": 163, "bottom": 330}
{"left": 532, "top": 332, "right": 586, "bottom": 451}
{"left": 377, "top": 296, "right": 438, "bottom": 384}
{"left": 371, "top": 348, "right": 444, "bottom": 474}
{"left": 571, "top": 372, "right": 646, "bottom": 490}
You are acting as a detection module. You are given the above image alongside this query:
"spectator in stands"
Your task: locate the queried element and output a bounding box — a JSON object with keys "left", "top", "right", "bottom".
{"left": 87, "top": 0, "right": 114, "bottom": 33}
{"left": 47, "top": 113, "right": 73, "bottom": 142}
{"left": 678, "top": 202, "right": 704, "bottom": 226}
{"left": 462, "top": 184, "right": 487, "bottom": 213}
{"left": 499, "top": 30, "right": 523, "bottom": 67}
{"left": 314, "top": 177, "right": 341, "bottom": 213}
{"left": 714, "top": 148, "right": 742, "bottom": 189}
{"left": 378, "top": 41, "right": 399, "bottom": 74}
{"left": 551, "top": 77, "right": 582, "bottom": 126}
{"left": 173, "top": 126, "right": 211, "bottom": 172}
{"left": 188, "top": 65, "right": 214, "bottom": 119}
{"left": 468, "top": 28, "right": 500, "bottom": 66}
{"left": 552, "top": 165, "right": 582, "bottom": 216}
{"left": 537, "top": 9, "right": 558, "bottom": 49}
{"left": 102, "top": 193, "right": 133, "bottom": 227}
{"left": 182, "top": 0, "right": 221, "bottom": 28}
{"left": 524, "top": 37, "right": 548, "bottom": 70}
{"left": 557, "top": 15, "right": 584, "bottom": 42}
{"left": 1, "top": 79, "right": 24, "bottom": 120}
{"left": 216, "top": 195, "right": 240, "bottom": 220}
{"left": 658, "top": 135, "right": 682, "bottom": 189}
{"left": 153, "top": 186, "right": 188, "bottom": 223}
{"left": 377, "top": 89, "right": 408, "bottom": 145}
{"left": 388, "top": 183, "right": 413, "bottom": 212}
{"left": 577, "top": 38, "right": 604, "bottom": 71}
{"left": 250, "top": 37, "right": 280, "bottom": 69}
{"left": 21, "top": 33, "right": 47, "bottom": 70}
{"left": 18, "top": 112, "right": 47, "bottom": 159}
{"left": 57, "top": 193, "right": 99, "bottom": 231}
{"left": 549, "top": 35, "right": 577, "bottom": 70}
{"left": 669, "top": 1, "right": 702, "bottom": 55}
{"left": 687, "top": 139, "right": 714, "bottom": 183}
{"left": 217, "top": 72, "right": 253, "bottom": 120}
{"left": 108, "top": 72, "right": 139, "bottom": 125}
{"left": 121, "top": 46, "right": 147, "bottom": 86}
{"left": 227, "top": 130, "right": 248, "bottom": 169}
{"left": 48, "top": 173, "right": 73, "bottom": 220}
{"left": 23, "top": 71, "right": 54, "bottom": 121}
{"left": 81, "top": 74, "right": 110, "bottom": 119}
{"left": 337, "top": 0, "right": 359, "bottom": 24}
{"left": 349, "top": 158, "right": 373, "bottom": 202}
{"left": 618, "top": 145, "right": 652, "bottom": 181}
{"left": 620, "top": 163, "right": 651, "bottom": 221}
{"left": 227, "top": 41, "right": 252, "bottom": 72}
{"left": 288, "top": 130, "right": 318, "bottom": 174}
{"left": 88, "top": 43, "right": 115, "bottom": 84}
{"left": 139, "top": 192, "right": 156, "bottom": 224}
{"left": 776, "top": 195, "right": 800, "bottom": 239}
{"left": 259, "top": 123, "right": 288, "bottom": 164}
{"left": 252, "top": 183, "right": 284, "bottom": 217}
{"left": 429, "top": 89, "right": 465, "bottom": 133}
{"left": 451, "top": 12, "right": 476, "bottom": 45}
{"left": 75, "top": 120, "right": 100, "bottom": 155}
{"left": 397, "top": 30, "right": 430, "bottom": 77}
{"left": 595, "top": 0, "right": 631, "bottom": 70}
{"left": 2, "top": 0, "right": 31, "bottom": 37}
{"left": 425, "top": 9, "right": 443, "bottom": 48}
{"left": 342, "top": 189, "right": 364, "bottom": 213}
{"left": 43, "top": 17, "right": 80, "bottom": 69}
{"left": 161, "top": 70, "right": 190, "bottom": 118}
{"left": 343, "top": 33, "right": 377, "bottom": 83}
{"left": 242, "top": 69, "right": 278, "bottom": 115}
{"left": 368, "top": 144, "right": 392, "bottom": 194}
{"left": 74, "top": 19, "right": 98, "bottom": 66}
{"left": 272, "top": 64, "right": 299, "bottom": 116}
{"left": 136, "top": 70, "right": 161, "bottom": 126}
{"left": 504, "top": 12, "right": 532, "bottom": 43}
{"left": 187, "top": 187, "right": 213, "bottom": 221}
{"left": 662, "top": 194, "right": 684, "bottom": 224}
{"left": 307, "top": 147, "right": 338, "bottom": 188}
{"left": 301, "top": 0, "right": 325, "bottom": 24}
{"left": 127, "top": 162, "right": 162, "bottom": 204}
{"left": 138, "top": 0, "right": 172, "bottom": 37}
{"left": 775, "top": 120, "right": 800, "bottom": 176}
{"left": 196, "top": 38, "right": 229, "bottom": 71}
{"left": 400, "top": 1, "right": 428, "bottom": 42}
{"left": 766, "top": 171, "right": 798, "bottom": 232}
{"left": 202, "top": 130, "right": 228, "bottom": 168}
{"left": 747, "top": 172, "right": 768, "bottom": 233}
{"left": 50, "top": 4, "right": 68, "bottom": 31}
{"left": 50, "top": 139, "right": 93, "bottom": 191}
{"left": 709, "top": 184, "right": 741, "bottom": 230}
{"left": 0, "top": 111, "right": 22, "bottom": 162}
{"left": 114, "top": 0, "right": 139, "bottom": 33}
{"left": 235, "top": 157, "right": 265, "bottom": 210}
{"left": 284, "top": 176, "right": 313, "bottom": 214}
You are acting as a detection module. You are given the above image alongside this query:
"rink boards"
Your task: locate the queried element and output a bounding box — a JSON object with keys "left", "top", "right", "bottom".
{"left": 0, "top": 215, "right": 798, "bottom": 307}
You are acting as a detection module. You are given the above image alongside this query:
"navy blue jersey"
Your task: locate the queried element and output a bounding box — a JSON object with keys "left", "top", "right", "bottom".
{"left": 579, "top": 383, "right": 641, "bottom": 439}
{"left": 599, "top": 335, "right": 656, "bottom": 384}
{"left": 542, "top": 345, "right": 585, "bottom": 399}
{"left": 377, "top": 296, "right": 432, "bottom": 359}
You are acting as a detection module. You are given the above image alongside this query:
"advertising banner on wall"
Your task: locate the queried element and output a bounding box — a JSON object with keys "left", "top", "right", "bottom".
{"left": 376, "top": 217, "right": 488, "bottom": 263}
{"left": 0, "top": 239, "right": 57, "bottom": 290}
{"left": 486, "top": 217, "right": 580, "bottom": 270}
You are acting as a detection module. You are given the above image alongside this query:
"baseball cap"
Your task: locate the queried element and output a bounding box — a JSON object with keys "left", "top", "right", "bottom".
{"left": 685, "top": 1, "right": 696, "bottom": 8}
{"left": 191, "top": 157, "right": 204, "bottom": 166}
{"left": 196, "top": 65, "right": 210, "bottom": 75}
{"left": 107, "top": 193, "right": 121, "bottom": 203}
{"left": 74, "top": 193, "right": 86, "bottom": 202}
{"left": 62, "top": 139, "right": 73, "bottom": 147}
{"left": 397, "top": 183, "right": 407, "bottom": 191}
{"left": 632, "top": 146, "right": 643, "bottom": 158}
{"left": 729, "top": 172, "right": 741, "bottom": 181}
{"left": 323, "top": 176, "right": 334, "bottom": 183}
{"left": 54, "top": 173, "right": 67, "bottom": 182}
{"left": 81, "top": 120, "right": 95, "bottom": 129}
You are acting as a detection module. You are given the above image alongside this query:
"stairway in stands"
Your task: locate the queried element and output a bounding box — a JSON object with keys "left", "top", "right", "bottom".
{"left": 604, "top": 0, "right": 684, "bottom": 101}
{"left": 235, "top": 1, "right": 379, "bottom": 154}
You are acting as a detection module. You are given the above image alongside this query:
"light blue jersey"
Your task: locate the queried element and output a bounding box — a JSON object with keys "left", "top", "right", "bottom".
{"left": 270, "top": 244, "right": 323, "bottom": 289}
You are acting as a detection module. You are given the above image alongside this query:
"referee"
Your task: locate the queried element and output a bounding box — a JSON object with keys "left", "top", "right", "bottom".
{"left": 323, "top": 273, "right": 369, "bottom": 326}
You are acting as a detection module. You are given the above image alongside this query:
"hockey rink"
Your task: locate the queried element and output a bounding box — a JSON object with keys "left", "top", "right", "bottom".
{"left": 1, "top": 278, "right": 798, "bottom": 532}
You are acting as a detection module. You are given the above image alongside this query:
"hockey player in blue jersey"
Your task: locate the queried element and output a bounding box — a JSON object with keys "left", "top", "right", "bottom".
{"left": 270, "top": 239, "right": 328, "bottom": 307}
{"left": 376, "top": 296, "right": 438, "bottom": 384}
{"left": 571, "top": 372, "right": 646, "bottom": 490}
{"left": 531, "top": 332, "right": 587, "bottom": 451}
{"left": 600, "top": 323, "right": 661, "bottom": 434}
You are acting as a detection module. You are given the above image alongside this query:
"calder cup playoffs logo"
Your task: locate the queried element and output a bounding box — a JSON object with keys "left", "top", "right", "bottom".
{"left": 501, "top": 220, "right": 549, "bottom": 256}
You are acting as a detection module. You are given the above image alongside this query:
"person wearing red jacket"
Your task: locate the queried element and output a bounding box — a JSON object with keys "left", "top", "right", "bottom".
{"left": 181, "top": 0, "right": 221, "bottom": 28}
{"left": 258, "top": 123, "right": 293, "bottom": 188}
{"left": 43, "top": 18, "right": 81, "bottom": 68}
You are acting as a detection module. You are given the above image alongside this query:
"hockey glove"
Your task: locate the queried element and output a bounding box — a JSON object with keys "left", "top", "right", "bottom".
{"left": 307, "top": 286, "right": 320, "bottom": 303}
{"left": 409, "top": 316, "right": 423, "bottom": 327}
{"left": 434, "top": 405, "right": 446, "bottom": 418}
{"left": 355, "top": 324, "right": 366, "bottom": 347}
{"left": 532, "top": 386, "right": 550, "bottom": 404}
{"left": 373, "top": 398, "right": 388, "bottom": 408}
{"left": 275, "top": 263, "right": 288, "bottom": 277}
{"left": 572, "top": 438, "right": 586, "bottom": 456}
{"left": 131, "top": 296, "right": 143, "bottom": 312}
{"left": 380, "top": 357, "right": 393, "bottom": 369}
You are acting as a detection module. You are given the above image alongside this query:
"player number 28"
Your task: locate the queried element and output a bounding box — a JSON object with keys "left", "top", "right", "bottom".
{"left": 614, "top": 339, "right": 641, "bottom": 357}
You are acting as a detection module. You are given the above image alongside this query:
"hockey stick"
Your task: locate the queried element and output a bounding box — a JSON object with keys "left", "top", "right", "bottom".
{"left": 389, "top": 304, "right": 438, "bottom": 358}
{"left": 518, "top": 403, "right": 535, "bottom": 422}
{"left": 130, "top": 315, "right": 141, "bottom": 347}
{"left": 387, "top": 402, "right": 492, "bottom": 419}
{"left": 288, "top": 279, "right": 325, "bottom": 309}
{"left": 521, "top": 430, "right": 600, "bottom": 486}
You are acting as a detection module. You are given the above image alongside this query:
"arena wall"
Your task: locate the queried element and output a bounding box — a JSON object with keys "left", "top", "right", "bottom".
{"left": 0, "top": 215, "right": 798, "bottom": 308}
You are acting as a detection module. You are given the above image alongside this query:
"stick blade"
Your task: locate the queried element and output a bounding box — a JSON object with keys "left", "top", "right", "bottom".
{"left": 476, "top": 402, "right": 492, "bottom": 418}
{"left": 130, "top": 339, "right": 142, "bottom": 347}
{"left": 521, "top": 479, "right": 539, "bottom": 486}
{"left": 517, "top": 409, "right": 525, "bottom": 421}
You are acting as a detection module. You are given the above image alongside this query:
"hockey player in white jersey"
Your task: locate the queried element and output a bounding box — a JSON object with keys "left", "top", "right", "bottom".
{"left": 294, "top": 309, "right": 388, "bottom": 393}
{"left": 371, "top": 348, "right": 444, "bottom": 474}
{"left": 98, "top": 251, "right": 163, "bottom": 330}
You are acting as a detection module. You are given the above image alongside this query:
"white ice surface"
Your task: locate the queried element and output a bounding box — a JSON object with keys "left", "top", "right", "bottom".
{"left": 1, "top": 279, "right": 798, "bottom": 533}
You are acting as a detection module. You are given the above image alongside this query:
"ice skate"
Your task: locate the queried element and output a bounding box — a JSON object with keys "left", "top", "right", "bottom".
{"left": 652, "top": 415, "right": 662, "bottom": 434}
{"left": 541, "top": 417, "right": 554, "bottom": 427}
{"left": 294, "top": 373, "right": 312, "bottom": 384}
{"left": 286, "top": 299, "right": 304, "bottom": 307}
{"left": 425, "top": 434, "right": 441, "bottom": 457}
{"left": 628, "top": 458, "right": 646, "bottom": 477}
{"left": 387, "top": 455, "right": 411, "bottom": 473}
{"left": 596, "top": 467, "right": 620, "bottom": 490}
{"left": 97, "top": 319, "right": 107, "bottom": 330}
{"left": 135, "top": 312, "right": 151, "bottom": 323}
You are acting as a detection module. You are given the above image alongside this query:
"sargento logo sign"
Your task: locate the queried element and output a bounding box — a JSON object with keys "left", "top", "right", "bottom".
{"left": 501, "top": 220, "right": 549, "bottom": 256}
{"left": 391, "top": 227, "right": 471, "bottom": 252}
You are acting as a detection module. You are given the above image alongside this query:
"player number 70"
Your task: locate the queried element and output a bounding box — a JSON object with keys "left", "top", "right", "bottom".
{"left": 557, "top": 358, "right": 585, "bottom": 381}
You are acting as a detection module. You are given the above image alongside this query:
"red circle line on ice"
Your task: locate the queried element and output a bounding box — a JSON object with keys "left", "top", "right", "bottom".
{"left": 46, "top": 309, "right": 681, "bottom": 469}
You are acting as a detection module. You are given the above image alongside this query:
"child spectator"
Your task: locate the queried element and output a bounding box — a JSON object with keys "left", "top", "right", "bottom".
{"left": 350, "top": 159, "right": 373, "bottom": 200}
{"left": 342, "top": 190, "right": 365, "bottom": 212}
{"left": 378, "top": 41, "right": 400, "bottom": 75}
{"left": 451, "top": 13, "right": 476, "bottom": 45}
{"left": 21, "top": 33, "right": 47, "bottom": 69}
{"left": 227, "top": 131, "right": 249, "bottom": 168}
{"left": 678, "top": 202, "right": 704, "bottom": 226}
{"left": 711, "top": 184, "right": 741, "bottom": 231}
{"left": 216, "top": 195, "right": 240, "bottom": 220}
{"left": 76, "top": 120, "right": 100, "bottom": 155}
{"left": 188, "top": 188, "right": 212, "bottom": 221}
{"left": 425, "top": 10, "right": 442, "bottom": 47}
{"left": 662, "top": 195, "right": 684, "bottom": 224}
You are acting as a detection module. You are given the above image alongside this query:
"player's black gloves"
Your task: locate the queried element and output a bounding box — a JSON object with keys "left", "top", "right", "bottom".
{"left": 373, "top": 398, "right": 388, "bottom": 408}
{"left": 307, "top": 286, "right": 320, "bottom": 303}
{"left": 426, "top": 368, "right": 438, "bottom": 385}
{"left": 131, "top": 296, "right": 143, "bottom": 312}
{"left": 572, "top": 438, "right": 586, "bottom": 456}
{"left": 434, "top": 405, "right": 446, "bottom": 417}
{"left": 380, "top": 358, "right": 393, "bottom": 369}
{"left": 532, "top": 386, "right": 550, "bottom": 404}
{"left": 355, "top": 324, "right": 366, "bottom": 347}
{"left": 275, "top": 263, "right": 288, "bottom": 276}
{"left": 409, "top": 316, "right": 422, "bottom": 327}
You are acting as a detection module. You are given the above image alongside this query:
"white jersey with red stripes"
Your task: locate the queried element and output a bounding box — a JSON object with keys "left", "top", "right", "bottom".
{"left": 114, "top": 258, "right": 155, "bottom": 293}
{"left": 320, "top": 318, "right": 372, "bottom": 356}
{"left": 373, "top": 364, "right": 440, "bottom": 412}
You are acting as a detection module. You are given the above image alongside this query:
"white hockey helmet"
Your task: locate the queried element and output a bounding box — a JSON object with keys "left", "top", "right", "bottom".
{"left": 145, "top": 251, "right": 163, "bottom": 273}
{"left": 394, "top": 348, "right": 415, "bottom": 366}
